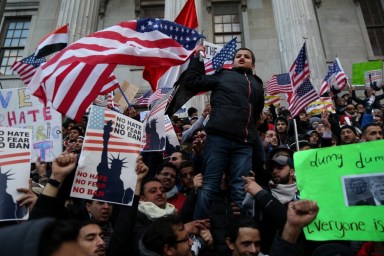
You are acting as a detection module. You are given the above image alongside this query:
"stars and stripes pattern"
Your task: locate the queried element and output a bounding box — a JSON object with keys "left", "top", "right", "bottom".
{"left": 289, "top": 42, "right": 310, "bottom": 89}
{"left": 134, "top": 90, "right": 153, "bottom": 107}
{"left": 148, "top": 87, "right": 173, "bottom": 106}
{"left": 266, "top": 73, "right": 292, "bottom": 95}
{"left": 11, "top": 54, "right": 46, "bottom": 85}
{"left": 83, "top": 107, "right": 143, "bottom": 154}
{"left": 204, "top": 37, "right": 237, "bottom": 74}
{"left": 319, "top": 57, "right": 347, "bottom": 96}
{"left": 28, "top": 18, "right": 201, "bottom": 122}
{"left": 288, "top": 78, "right": 319, "bottom": 117}
{"left": 34, "top": 24, "right": 68, "bottom": 58}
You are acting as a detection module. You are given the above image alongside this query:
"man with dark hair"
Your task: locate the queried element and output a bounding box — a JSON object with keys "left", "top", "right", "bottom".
{"left": 178, "top": 161, "right": 196, "bottom": 193}
{"left": 226, "top": 216, "right": 261, "bottom": 256}
{"left": 361, "top": 123, "right": 383, "bottom": 141}
{"left": 140, "top": 214, "right": 193, "bottom": 256}
{"left": 181, "top": 45, "right": 265, "bottom": 220}
{"left": 168, "top": 150, "right": 188, "bottom": 169}
{"left": 339, "top": 125, "right": 358, "bottom": 145}
{"left": 155, "top": 163, "right": 186, "bottom": 211}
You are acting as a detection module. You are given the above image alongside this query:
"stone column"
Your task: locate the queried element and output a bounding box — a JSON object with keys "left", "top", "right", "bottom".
{"left": 272, "top": 0, "right": 327, "bottom": 91}
{"left": 57, "top": 0, "right": 101, "bottom": 43}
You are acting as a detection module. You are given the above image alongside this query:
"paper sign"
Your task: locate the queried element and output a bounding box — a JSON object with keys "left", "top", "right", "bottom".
{"left": 0, "top": 127, "right": 31, "bottom": 221}
{"left": 70, "top": 106, "right": 144, "bottom": 206}
{"left": 295, "top": 140, "right": 384, "bottom": 241}
{"left": 114, "top": 81, "right": 139, "bottom": 108}
{"left": 0, "top": 88, "right": 62, "bottom": 162}
{"left": 352, "top": 60, "right": 383, "bottom": 85}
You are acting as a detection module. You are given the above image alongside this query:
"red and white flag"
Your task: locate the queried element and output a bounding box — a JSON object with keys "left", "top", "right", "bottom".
{"left": 34, "top": 24, "right": 68, "bottom": 58}
{"left": 289, "top": 42, "right": 310, "bottom": 89}
{"left": 142, "top": 0, "right": 199, "bottom": 92}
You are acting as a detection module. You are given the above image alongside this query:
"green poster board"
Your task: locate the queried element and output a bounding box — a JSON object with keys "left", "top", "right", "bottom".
{"left": 295, "top": 140, "right": 384, "bottom": 241}
{"left": 352, "top": 60, "right": 383, "bottom": 85}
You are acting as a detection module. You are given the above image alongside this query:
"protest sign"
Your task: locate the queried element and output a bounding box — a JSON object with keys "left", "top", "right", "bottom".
{"left": 352, "top": 60, "right": 382, "bottom": 85}
{"left": 295, "top": 140, "right": 384, "bottom": 241}
{"left": 364, "top": 69, "right": 382, "bottom": 88}
{"left": 70, "top": 106, "right": 144, "bottom": 206}
{"left": 163, "top": 115, "right": 181, "bottom": 158}
{"left": 0, "top": 126, "right": 31, "bottom": 221}
{"left": 264, "top": 94, "right": 280, "bottom": 109}
{"left": 0, "top": 87, "right": 62, "bottom": 162}
{"left": 113, "top": 81, "right": 139, "bottom": 108}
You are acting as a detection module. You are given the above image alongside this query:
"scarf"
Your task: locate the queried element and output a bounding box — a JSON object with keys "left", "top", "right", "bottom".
{"left": 270, "top": 182, "right": 297, "bottom": 204}
{"left": 165, "top": 185, "right": 178, "bottom": 200}
{"left": 138, "top": 201, "right": 176, "bottom": 220}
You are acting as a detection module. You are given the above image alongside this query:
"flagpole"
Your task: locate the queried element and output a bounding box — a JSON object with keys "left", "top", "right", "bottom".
{"left": 118, "top": 85, "right": 131, "bottom": 108}
{"left": 293, "top": 119, "right": 300, "bottom": 152}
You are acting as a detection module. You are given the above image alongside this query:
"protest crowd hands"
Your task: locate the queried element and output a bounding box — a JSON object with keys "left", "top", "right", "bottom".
{"left": 51, "top": 152, "right": 77, "bottom": 182}
{"left": 242, "top": 174, "right": 263, "bottom": 196}
{"left": 135, "top": 155, "right": 149, "bottom": 182}
{"left": 193, "top": 173, "right": 203, "bottom": 191}
{"left": 16, "top": 178, "right": 37, "bottom": 212}
{"left": 184, "top": 219, "right": 210, "bottom": 235}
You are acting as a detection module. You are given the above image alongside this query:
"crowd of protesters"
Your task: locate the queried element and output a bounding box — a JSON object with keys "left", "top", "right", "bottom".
{"left": 0, "top": 47, "right": 383, "bottom": 256}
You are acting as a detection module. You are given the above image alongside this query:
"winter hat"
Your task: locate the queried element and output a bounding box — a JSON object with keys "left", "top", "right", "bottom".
{"left": 309, "top": 117, "right": 321, "bottom": 128}
{"left": 339, "top": 125, "right": 357, "bottom": 136}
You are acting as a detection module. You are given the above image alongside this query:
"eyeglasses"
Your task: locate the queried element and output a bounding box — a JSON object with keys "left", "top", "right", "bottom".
{"left": 174, "top": 233, "right": 195, "bottom": 244}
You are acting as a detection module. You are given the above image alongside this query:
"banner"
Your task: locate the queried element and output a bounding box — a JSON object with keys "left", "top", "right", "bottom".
{"left": 264, "top": 94, "right": 281, "bottom": 109}
{"left": 0, "top": 88, "right": 62, "bottom": 162}
{"left": 352, "top": 60, "right": 383, "bottom": 85}
{"left": 305, "top": 97, "right": 335, "bottom": 116}
{"left": 295, "top": 140, "right": 384, "bottom": 241}
{"left": 0, "top": 127, "right": 31, "bottom": 221}
{"left": 70, "top": 106, "right": 144, "bottom": 206}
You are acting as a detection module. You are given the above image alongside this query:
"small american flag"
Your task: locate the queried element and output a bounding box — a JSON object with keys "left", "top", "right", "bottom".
{"left": 205, "top": 37, "right": 237, "bottom": 74}
{"left": 266, "top": 73, "right": 292, "bottom": 95}
{"left": 289, "top": 42, "right": 310, "bottom": 89}
{"left": 148, "top": 87, "right": 173, "bottom": 106}
{"left": 134, "top": 90, "right": 153, "bottom": 107}
{"left": 319, "top": 57, "right": 347, "bottom": 96}
{"left": 11, "top": 54, "right": 46, "bottom": 85}
{"left": 288, "top": 78, "right": 319, "bottom": 117}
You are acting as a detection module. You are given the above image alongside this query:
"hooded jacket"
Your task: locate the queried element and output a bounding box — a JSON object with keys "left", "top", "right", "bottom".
{"left": 0, "top": 218, "right": 54, "bottom": 256}
{"left": 183, "top": 57, "right": 264, "bottom": 144}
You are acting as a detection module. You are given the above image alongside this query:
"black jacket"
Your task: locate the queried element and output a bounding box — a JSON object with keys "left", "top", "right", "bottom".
{"left": 183, "top": 58, "right": 264, "bottom": 144}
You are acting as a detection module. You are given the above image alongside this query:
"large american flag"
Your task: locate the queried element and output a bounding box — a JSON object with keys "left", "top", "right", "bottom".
{"left": 319, "top": 57, "right": 347, "bottom": 96}
{"left": 289, "top": 42, "right": 310, "bottom": 89}
{"left": 204, "top": 37, "right": 237, "bottom": 74}
{"left": 28, "top": 18, "right": 202, "bottom": 122}
{"left": 11, "top": 54, "right": 46, "bottom": 85}
{"left": 288, "top": 78, "right": 319, "bottom": 117}
{"left": 266, "top": 73, "right": 292, "bottom": 95}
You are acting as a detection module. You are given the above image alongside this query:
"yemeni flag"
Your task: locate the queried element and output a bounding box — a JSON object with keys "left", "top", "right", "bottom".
{"left": 34, "top": 24, "right": 68, "bottom": 58}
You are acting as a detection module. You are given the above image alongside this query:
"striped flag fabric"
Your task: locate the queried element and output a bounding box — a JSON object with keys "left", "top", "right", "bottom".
{"left": 264, "top": 94, "right": 281, "bottom": 109}
{"left": 289, "top": 42, "right": 310, "bottom": 89}
{"left": 107, "top": 92, "right": 121, "bottom": 112}
{"left": 288, "top": 78, "right": 319, "bottom": 117}
{"left": 11, "top": 54, "right": 46, "bottom": 85}
{"left": 204, "top": 37, "right": 237, "bottom": 74}
{"left": 148, "top": 87, "right": 173, "bottom": 106}
{"left": 319, "top": 57, "right": 348, "bottom": 96}
{"left": 305, "top": 97, "right": 335, "bottom": 116}
{"left": 28, "top": 18, "right": 202, "bottom": 122}
{"left": 34, "top": 24, "right": 68, "bottom": 58}
{"left": 266, "top": 73, "right": 292, "bottom": 95}
{"left": 134, "top": 90, "right": 153, "bottom": 107}
{"left": 142, "top": 0, "right": 199, "bottom": 92}
{"left": 0, "top": 151, "right": 30, "bottom": 166}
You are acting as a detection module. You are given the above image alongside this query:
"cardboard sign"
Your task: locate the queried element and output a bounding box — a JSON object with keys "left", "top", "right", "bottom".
{"left": 0, "top": 88, "right": 62, "bottom": 162}
{"left": 70, "top": 106, "right": 144, "bottom": 206}
{"left": 295, "top": 140, "right": 384, "bottom": 241}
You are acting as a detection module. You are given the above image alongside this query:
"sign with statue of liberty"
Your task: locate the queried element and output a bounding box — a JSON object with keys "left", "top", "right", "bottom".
{"left": 70, "top": 106, "right": 144, "bottom": 206}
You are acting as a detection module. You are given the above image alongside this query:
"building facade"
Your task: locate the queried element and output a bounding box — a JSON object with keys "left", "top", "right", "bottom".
{"left": 0, "top": 0, "right": 383, "bottom": 112}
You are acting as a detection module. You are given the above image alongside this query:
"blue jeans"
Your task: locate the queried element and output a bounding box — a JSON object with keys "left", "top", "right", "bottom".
{"left": 193, "top": 134, "right": 253, "bottom": 220}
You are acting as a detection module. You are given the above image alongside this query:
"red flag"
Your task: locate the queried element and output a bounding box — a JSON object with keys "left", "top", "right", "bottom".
{"left": 143, "top": 0, "right": 198, "bottom": 92}
{"left": 35, "top": 24, "right": 68, "bottom": 58}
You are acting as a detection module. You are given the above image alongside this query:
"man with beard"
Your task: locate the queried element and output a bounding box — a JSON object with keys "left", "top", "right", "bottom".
{"left": 339, "top": 125, "right": 358, "bottom": 145}
{"left": 361, "top": 123, "right": 383, "bottom": 141}
{"left": 274, "top": 116, "right": 290, "bottom": 146}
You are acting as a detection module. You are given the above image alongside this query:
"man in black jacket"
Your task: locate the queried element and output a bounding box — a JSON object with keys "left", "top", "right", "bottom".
{"left": 182, "top": 45, "right": 264, "bottom": 220}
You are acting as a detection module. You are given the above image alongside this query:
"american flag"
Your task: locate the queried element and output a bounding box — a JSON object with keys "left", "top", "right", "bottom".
{"left": 288, "top": 78, "right": 319, "bottom": 117}
{"left": 134, "top": 90, "right": 153, "bottom": 107}
{"left": 204, "top": 37, "right": 237, "bottom": 74}
{"left": 289, "top": 42, "right": 310, "bottom": 89}
{"left": 148, "top": 87, "right": 173, "bottom": 106}
{"left": 0, "top": 151, "right": 30, "bottom": 166}
{"left": 11, "top": 54, "right": 46, "bottom": 85}
{"left": 83, "top": 106, "right": 143, "bottom": 154}
{"left": 266, "top": 73, "right": 292, "bottom": 95}
{"left": 107, "top": 92, "right": 121, "bottom": 112}
{"left": 28, "top": 18, "right": 201, "bottom": 122}
{"left": 319, "top": 57, "right": 347, "bottom": 96}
